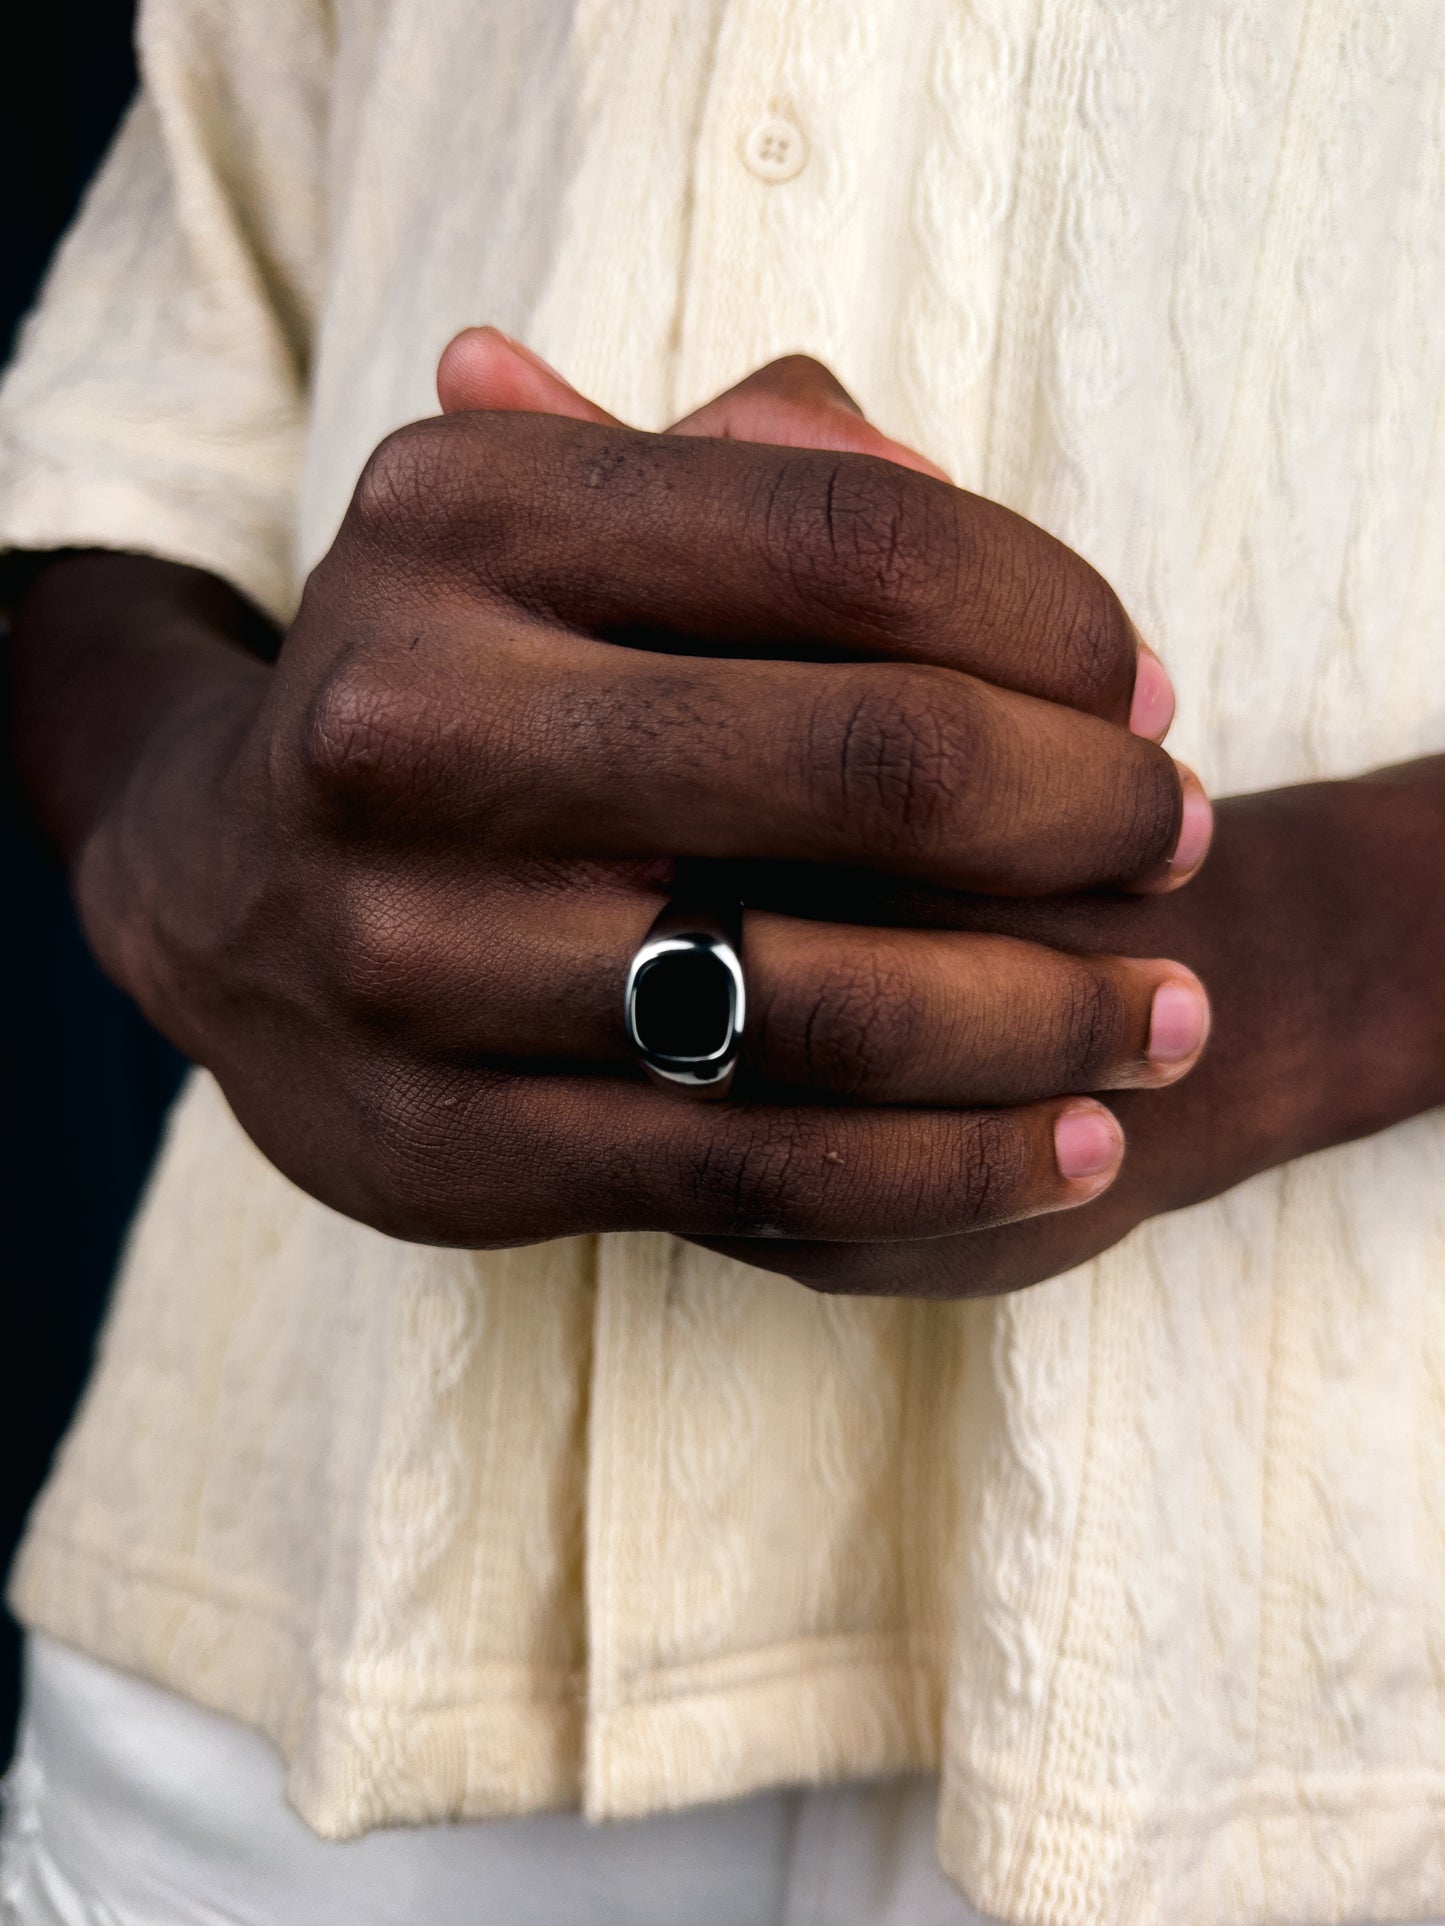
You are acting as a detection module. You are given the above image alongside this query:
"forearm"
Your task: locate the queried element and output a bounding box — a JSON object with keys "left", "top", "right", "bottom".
{"left": 8, "top": 551, "right": 283, "bottom": 1047}
{"left": 1110, "top": 759, "right": 1445, "bottom": 1208}
{"left": 9, "top": 551, "right": 277, "bottom": 868}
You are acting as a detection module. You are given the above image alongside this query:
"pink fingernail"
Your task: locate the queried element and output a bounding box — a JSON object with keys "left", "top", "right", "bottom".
{"left": 1147, "top": 978, "right": 1210, "bottom": 1066}
{"left": 1054, "top": 1104, "right": 1124, "bottom": 1185}
{"left": 1169, "top": 767, "right": 1213, "bottom": 878}
{"left": 1129, "top": 644, "right": 1175, "bottom": 740}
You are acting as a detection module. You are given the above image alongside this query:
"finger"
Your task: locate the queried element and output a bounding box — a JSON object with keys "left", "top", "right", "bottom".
{"left": 436, "top": 325, "right": 620, "bottom": 424}
{"left": 431, "top": 352, "right": 1172, "bottom": 739}
{"left": 677, "top": 373, "right": 1171, "bottom": 741}
{"left": 741, "top": 922, "right": 1210, "bottom": 1098}
{"left": 728, "top": 852, "right": 1224, "bottom": 941}
{"left": 357, "top": 410, "right": 1159, "bottom": 726}
{"left": 672, "top": 357, "right": 1171, "bottom": 741}
{"left": 689, "top": 1209, "right": 1118, "bottom": 1298}
{"left": 437, "top": 336, "right": 946, "bottom": 476}
{"left": 306, "top": 625, "right": 1210, "bottom": 892}
{"left": 690, "top": 1112, "right": 1151, "bottom": 1295}
{"left": 669, "top": 354, "right": 952, "bottom": 482}
{"left": 355, "top": 879, "right": 1209, "bottom": 1100}
{"left": 366, "top": 1063, "right": 1126, "bottom": 1245}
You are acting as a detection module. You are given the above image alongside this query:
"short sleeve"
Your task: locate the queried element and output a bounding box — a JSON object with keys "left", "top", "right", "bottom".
{"left": 0, "top": 0, "right": 331, "bottom": 624}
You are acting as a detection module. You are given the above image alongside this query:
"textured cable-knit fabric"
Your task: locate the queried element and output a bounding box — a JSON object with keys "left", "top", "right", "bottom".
{"left": 1, "top": 2, "right": 1442, "bottom": 1920}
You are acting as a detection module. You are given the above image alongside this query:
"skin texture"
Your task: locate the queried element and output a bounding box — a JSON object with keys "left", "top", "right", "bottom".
{"left": 705, "top": 756, "right": 1445, "bottom": 1291}
{"left": 7, "top": 346, "right": 1441, "bottom": 1291}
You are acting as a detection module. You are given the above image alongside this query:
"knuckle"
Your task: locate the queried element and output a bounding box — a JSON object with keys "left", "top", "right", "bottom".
{"left": 683, "top": 1115, "right": 837, "bottom": 1237}
{"left": 1107, "top": 749, "right": 1183, "bottom": 880}
{"left": 762, "top": 950, "right": 928, "bottom": 1097}
{"left": 1053, "top": 965, "right": 1132, "bottom": 1088}
{"left": 297, "top": 653, "right": 436, "bottom": 804}
{"left": 1034, "top": 554, "right": 1135, "bottom": 714}
{"left": 760, "top": 454, "right": 958, "bottom": 639}
{"left": 951, "top": 1110, "right": 1030, "bottom": 1228}
{"left": 804, "top": 670, "right": 981, "bottom": 862}
{"left": 350, "top": 414, "right": 535, "bottom": 601}
{"left": 351, "top": 419, "right": 452, "bottom": 543}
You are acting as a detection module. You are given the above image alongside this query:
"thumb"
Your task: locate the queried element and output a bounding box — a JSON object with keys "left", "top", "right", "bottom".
{"left": 436, "top": 325, "right": 620, "bottom": 424}
{"left": 438, "top": 333, "right": 951, "bottom": 482}
{"left": 668, "top": 355, "right": 950, "bottom": 480}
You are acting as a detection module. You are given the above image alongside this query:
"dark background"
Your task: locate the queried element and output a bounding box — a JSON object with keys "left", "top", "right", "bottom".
{"left": 1, "top": 0, "right": 184, "bottom": 1765}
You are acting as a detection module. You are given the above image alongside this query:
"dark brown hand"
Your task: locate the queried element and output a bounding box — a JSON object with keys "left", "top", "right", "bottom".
{"left": 440, "top": 339, "right": 1435, "bottom": 1298}
{"left": 8, "top": 391, "right": 1213, "bottom": 1257}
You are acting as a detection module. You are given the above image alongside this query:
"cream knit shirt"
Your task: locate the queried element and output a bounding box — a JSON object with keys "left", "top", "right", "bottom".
{"left": 1, "top": 2, "right": 1443, "bottom": 1921}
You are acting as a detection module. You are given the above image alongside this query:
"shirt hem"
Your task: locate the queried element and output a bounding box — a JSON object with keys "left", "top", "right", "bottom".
{"left": 11, "top": 1523, "right": 1445, "bottom": 1925}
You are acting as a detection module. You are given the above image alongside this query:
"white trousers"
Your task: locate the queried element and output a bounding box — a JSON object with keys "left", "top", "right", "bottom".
{"left": 0, "top": 1636, "right": 994, "bottom": 1926}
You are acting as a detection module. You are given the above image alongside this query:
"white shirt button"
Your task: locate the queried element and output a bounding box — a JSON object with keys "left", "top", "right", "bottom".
{"left": 742, "top": 116, "right": 807, "bottom": 183}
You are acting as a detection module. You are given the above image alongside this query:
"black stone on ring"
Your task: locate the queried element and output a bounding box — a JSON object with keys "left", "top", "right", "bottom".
{"left": 624, "top": 900, "right": 745, "bottom": 1099}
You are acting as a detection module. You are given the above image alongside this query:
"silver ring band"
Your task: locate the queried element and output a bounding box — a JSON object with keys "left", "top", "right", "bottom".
{"left": 624, "top": 900, "right": 745, "bottom": 1099}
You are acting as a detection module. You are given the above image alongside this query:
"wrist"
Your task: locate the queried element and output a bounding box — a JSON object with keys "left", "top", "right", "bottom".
{"left": 1307, "top": 761, "right": 1445, "bottom": 1132}
{"left": 74, "top": 667, "right": 269, "bottom": 1060}
{"left": 1120, "top": 760, "right": 1445, "bottom": 1214}
{"left": 11, "top": 552, "right": 276, "bottom": 866}
{"left": 10, "top": 552, "right": 276, "bottom": 1043}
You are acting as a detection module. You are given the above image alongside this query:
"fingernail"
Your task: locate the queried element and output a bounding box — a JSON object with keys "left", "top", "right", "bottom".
{"left": 1129, "top": 643, "right": 1175, "bottom": 740}
{"left": 1054, "top": 1103, "right": 1124, "bottom": 1185}
{"left": 1169, "top": 766, "right": 1213, "bottom": 879}
{"left": 1147, "top": 977, "right": 1210, "bottom": 1068}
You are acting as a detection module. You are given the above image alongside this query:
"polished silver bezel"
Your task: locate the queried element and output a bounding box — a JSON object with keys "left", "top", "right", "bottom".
{"left": 624, "top": 901, "right": 745, "bottom": 1099}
